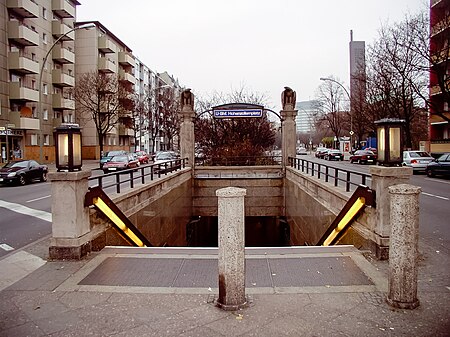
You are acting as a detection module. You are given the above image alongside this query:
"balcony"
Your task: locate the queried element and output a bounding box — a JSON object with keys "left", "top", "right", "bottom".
{"left": 431, "top": 19, "right": 449, "bottom": 37}
{"left": 6, "top": 0, "right": 39, "bottom": 18}
{"left": 98, "top": 36, "right": 115, "bottom": 53}
{"left": 52, "top": 45, "right": 75, "bottom": 63}
{"left": 119, "top": 125, "right": 134, "bottom": 136}
{"left": 7, "top": 21, "right": 39, "bottom": 46}
{"left": 52, "top": 69, "right": 75, "bottom": 87}
{"left": 118, "top": 52, "right": 135, "bottom": 67}
{"left": 9, "top": 111, "right": 40, "bottom": 130}
{"left": 51, "top": 21, "right": 74, "bottom": 40}
{"left": 51, "top": 0, "right": 75, "bottom": 18}
{"left": 98, "top": 57, "right": 116, "bottom": 73}
{"left": 52, "top": 93, "right": 75, "bottom": 110}
{"left": 8, "top": 51, "right": 39, "bottom": 74}
{"left": 9, "top": 82, "right": 39, "bottom": 102}
{"left": 119, "top": 68, "right": 135, "bottom": 85}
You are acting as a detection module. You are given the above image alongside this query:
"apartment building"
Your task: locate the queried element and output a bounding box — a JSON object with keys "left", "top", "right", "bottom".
{"left": 1, "top": 0, "right": 79, "bottom": 163}
{"left": 429, "top": 0, "right": 450, "bottom": 154}
{"left": 74, "top": 20, "right": 135, "bottom": 159}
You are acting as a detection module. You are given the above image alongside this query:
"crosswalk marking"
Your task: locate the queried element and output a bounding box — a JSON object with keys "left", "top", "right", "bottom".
{"left": 0, "top": 199, "right": 51, "bottom": 222}
{"left": 0, "top": 243, "right": 14, "bottom": 251}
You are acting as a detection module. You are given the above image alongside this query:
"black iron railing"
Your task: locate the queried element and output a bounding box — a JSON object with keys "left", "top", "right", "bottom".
{"left": 195, "top": 155, "right": 282, "bottom": 166}
{"left": 88, "top": 158, "right": 188, "bottom": 194}
{"left": 289, "top": 157, "right": 371, "bottom": 192}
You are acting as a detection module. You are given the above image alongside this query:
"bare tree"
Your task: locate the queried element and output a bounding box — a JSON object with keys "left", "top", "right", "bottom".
{"left": 159, "top": 87, "right": 180, "bottom": 150}
{"left": 194, "top": 87, "right": 276, "bottom": 163}
{"left": 314, "top": 76, "right": 347, "bottom": 142}
{"left": 74, "top": 71, "right": 133, "bottom": 154}
{"left": 365, "top": 15, "right": 428, "bottom": 149}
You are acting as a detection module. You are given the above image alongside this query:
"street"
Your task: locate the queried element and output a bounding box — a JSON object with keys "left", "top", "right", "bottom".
{"left": 1, "top": 158, "right": 449, "bottom": 265}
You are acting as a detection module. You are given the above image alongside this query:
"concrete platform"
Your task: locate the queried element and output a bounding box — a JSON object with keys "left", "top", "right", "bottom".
{"left": 55, "top": 246, "right": 387, "bottom": 295}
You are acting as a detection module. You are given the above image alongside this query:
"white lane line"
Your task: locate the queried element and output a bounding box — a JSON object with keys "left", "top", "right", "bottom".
{"left": 0, "top": 199, "right": 51, "bottom": 222}
{"left": 0, "top": 251, "right": 46, "bottom": 292}
{"left": 26, "top": 195, "right": 51, "bottom": 203}
{"left": 0, "top": 243, "right": 14, "bottom": 251}
{"left": 422, "top": 192, "right": 449, "bottom": 201}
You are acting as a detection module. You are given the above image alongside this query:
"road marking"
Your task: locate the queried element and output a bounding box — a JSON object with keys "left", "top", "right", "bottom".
{"left": 0, "top": 199, "right": 51, "bottom": 222}
{"left": 26, "top": 195, "right": 51, "bottom": 203}
{"left": 0, "top": 251, "right": 46, "bottom": 292}
{"left": 0, "top": 243, "right": 14, "bottom": 251}
{"left": 425, "top": 177, "right": 450, "bottom": 185}
{"left": 422, "top": 192, "right": 449, "bottom": 201}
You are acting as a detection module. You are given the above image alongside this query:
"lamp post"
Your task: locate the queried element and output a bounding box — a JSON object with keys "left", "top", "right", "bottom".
{"left": 38, "top": 23, "right": 95, "bottom": 163}
{"left": 319, "top": 77, "right": 353, "bottom": 149}
{"left": 54, "top": 123, "right": 82, "bottom": 171}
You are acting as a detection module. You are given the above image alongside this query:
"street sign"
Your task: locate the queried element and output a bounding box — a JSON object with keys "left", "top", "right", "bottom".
{"left": 213, "top": 109, "right": 263, "bottom": 118}
{"left": 349, "top": 130, "right": 354, "bottom": 136}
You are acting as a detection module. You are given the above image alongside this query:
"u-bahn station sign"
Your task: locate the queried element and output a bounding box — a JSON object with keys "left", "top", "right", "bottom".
{"left": 212, "top": 103, "right": 264, "bottom": 118}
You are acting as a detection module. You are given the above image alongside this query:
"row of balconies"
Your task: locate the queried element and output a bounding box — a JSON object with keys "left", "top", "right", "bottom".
{"left": 9, "top": 82, "right": 75, "bottom": 109}
{"left": 7, "top": 0, "right": 75, "bottom": 19}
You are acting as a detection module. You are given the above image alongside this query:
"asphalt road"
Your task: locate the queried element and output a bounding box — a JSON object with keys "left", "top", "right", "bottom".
{"left": 1, "top": 158, "right": 449, "bottom": 261}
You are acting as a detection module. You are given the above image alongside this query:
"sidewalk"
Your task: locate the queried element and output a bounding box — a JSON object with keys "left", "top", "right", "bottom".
{"left": 0, "top": 237, "right": 449, "bottom": 336}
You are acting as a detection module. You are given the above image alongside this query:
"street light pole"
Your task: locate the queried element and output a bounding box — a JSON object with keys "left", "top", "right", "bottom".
{"left": 38, "top": 23, "right": 95, "bottom": 163}
{"left": 319, "top": 77, "right": 353, "bottom": 150}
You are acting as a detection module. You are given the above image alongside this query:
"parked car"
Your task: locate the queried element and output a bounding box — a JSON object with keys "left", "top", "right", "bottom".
{"left": 315, "top": 147, "right": 328, "bottom": 159}
{"left": 0, "top": 160, "right": 48, "bottom": 186}
{"left": 296, "top": 147, "right": 308, "bottom": 155}
{"left": 324, "top": 149, "right": 343, "bottom": 161}
{"left": 134, "top": 151, "right": 150, "bottom": 164}
{"left": 402, "top": 150, "right": 435, "bottom": 173}
{"left": 100, "top": 150, "right": 127, "bottom": 168}
{"left": 349, "top": 150, "right": 377, "bottom": 164}
{"left": 152, "top": 151, "right": 181, "bottom": 173}
{"left": 425, "top": 153, "right": 450, "bottom": 178}
{"left": 102, "top": 154, "right": 139, "bottom": 173}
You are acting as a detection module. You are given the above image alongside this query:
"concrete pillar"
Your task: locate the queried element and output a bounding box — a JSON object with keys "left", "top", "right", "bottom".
{"left": 179, "top": 107, "right": 195, "bottom": 168}
{"left": 48, "top": 170, "right": 92, "bottom": 260}
{"left": 216, "top": 187, "right": 247, "bottom": 310}
{"left": 387, "top": 184, "right": 421, "bottom": 309}
{"left": 281, "top": 108, "right": 297, "bottom": 168}
{"left": 369, "top": 166, "right": 412, "bottom": 259}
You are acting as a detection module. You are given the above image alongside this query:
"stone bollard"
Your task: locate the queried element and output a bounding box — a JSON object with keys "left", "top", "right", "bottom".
{"left": 386, "top": 184, "right": 421, "bottom": 309}
{"left": 216, "top": 187, "right": 247, "bottom": 310}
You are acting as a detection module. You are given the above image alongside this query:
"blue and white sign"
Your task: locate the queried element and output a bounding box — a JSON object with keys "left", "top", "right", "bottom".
{"left": 213, "top": 109, "right": 263, "bottom": 118}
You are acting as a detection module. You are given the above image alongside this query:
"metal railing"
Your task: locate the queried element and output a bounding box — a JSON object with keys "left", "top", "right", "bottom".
{"left": 195, "top": 155, "right": 282, "bottom": 166}
{"left": 289, "top": 157, "right": 371, "bottom": 192}
{"left": 88, "top": 158, "right": 188, "bottom": 194}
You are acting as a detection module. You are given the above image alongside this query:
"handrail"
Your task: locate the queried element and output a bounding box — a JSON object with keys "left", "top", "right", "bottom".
{"left": 195, "top": 155, "right": 282, "bottom": 166}
{"left": 88, "top": 158, "right": 188, "bottom": 194}
{"left": 288, "top": 157, "right": 371, "bottom": 192}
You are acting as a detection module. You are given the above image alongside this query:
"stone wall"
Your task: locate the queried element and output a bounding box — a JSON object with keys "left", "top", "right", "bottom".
{"left": 193, "top": 166, "right": 283, "bottom": 217}
{"left": 90, "top": 168, "right": 192, "bottom": 247}
{"left": 285, "top": 167, "right": 378, "bottom": 252}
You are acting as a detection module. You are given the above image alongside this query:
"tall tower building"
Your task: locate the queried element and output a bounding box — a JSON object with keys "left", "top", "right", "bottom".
{"left": 429, "top": 0, "right": 450, "bottom": 154}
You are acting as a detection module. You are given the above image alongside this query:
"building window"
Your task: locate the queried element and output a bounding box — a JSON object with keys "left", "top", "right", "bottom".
{"left": 32, "top": 107, "right": 37, "bottom": 118}
{"left": 44, "top": 135, "right": 49, "bottom": 146}
{"left": 43, "top": 109, "right": 48, "bottom": 120}
{"left": 43, "top": 33, "right": 47, "bottom": 44}
{"left": 43, "top": 7, "right": 47, "bottom": 19}
{"left": 31, "top": 79, "right": 36, "bottom": 89}
{"left": 31, "top": 134, "right": 38, "bottom": 146}
{"left": 68, "top": 113, "right": 73, "bottom": 123}
{"left": 43, "top": 84, "right": 48, "bottom": 95}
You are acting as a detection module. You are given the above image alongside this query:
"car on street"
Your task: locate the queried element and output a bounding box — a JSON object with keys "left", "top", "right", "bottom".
{"left": 349, "top": 150, "right": 377, "bottom": 164}
{"left": 152, "top": 151, "right": 181, "bottom": 173}
{"left": 402, "top": 150, "right": 435, "bottom": 173}
{"left": 102, "top": 154, "right": 139, "bottom": 173}
{"left": 425, "top": 153, "right": 450, "bottom": 178}
{"left": 296, "top": 147, "right": 308, "bottom": 155}
{"left": 99, "top": 150, "right": 127, "bottom": 169}
{"left": 0, "top": 160, "right": 48, "bottom": 186}
{"left": 315, "top": 147, "right": 328, "bottom": 159}
{"left": 324, "top": 149, "right": 344, "bottom": 161}
{"left": 134, "top": 151, "right": 150, "bottom": 164}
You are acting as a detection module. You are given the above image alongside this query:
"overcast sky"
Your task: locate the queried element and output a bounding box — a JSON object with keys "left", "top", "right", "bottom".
{"left": 77, "top": 0, "right": 426, "bottom": 111}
